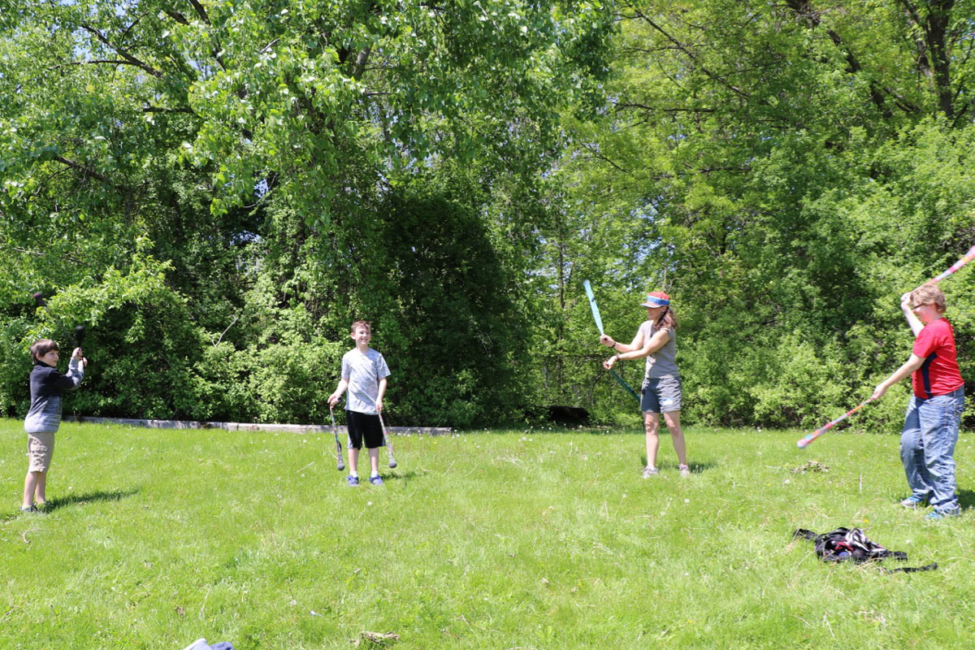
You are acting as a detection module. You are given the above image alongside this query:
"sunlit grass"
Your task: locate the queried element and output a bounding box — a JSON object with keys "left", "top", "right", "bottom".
{"left": 2, "top": 420, "right": 975, "bottom": 648}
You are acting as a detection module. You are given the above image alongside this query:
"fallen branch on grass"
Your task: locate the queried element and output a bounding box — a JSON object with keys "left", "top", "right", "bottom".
{"left": 356, "top": 631, "right": 400, "bottom": 646}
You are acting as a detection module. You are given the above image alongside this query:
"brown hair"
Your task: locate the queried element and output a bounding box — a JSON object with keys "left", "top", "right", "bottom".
{"left": 350, "top": 320, "right": 372, "bottom": 334}
{"left": 912, "top": 283, "right": 947, "bottom": 313}
{"left": 656, "top": 306, "right": 679, "bottom": 331}
{"left": 29, "top": 339, "right": 59, "bottom": 364}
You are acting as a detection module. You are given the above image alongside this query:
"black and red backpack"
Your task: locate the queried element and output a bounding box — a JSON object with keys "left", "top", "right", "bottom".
{"left": 793, "top": 528, "right": 936, "bottom": 572}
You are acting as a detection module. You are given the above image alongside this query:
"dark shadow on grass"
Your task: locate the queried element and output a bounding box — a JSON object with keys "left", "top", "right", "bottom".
{"left": 957, "top": 489, "right": 975, "bottom": 511}
{"left": 583, "top": 427, "right": 724, "bottom": 436}
{"left": 638, "top": 457, "right": 717, "bottom": 474}
{"left": 378, "top": 470, "right": 422, "bottom": 482}
{"left": 44, "top": 488, "right": 140, "bottom": 512}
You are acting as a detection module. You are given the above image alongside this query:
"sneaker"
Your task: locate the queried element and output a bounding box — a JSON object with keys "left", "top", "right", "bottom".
{"left": 926, "top": 507, "right": 960, "bottom": 521}
{"left": 346, "top": 475, "right": 360, "bottom": 487}
{"left": 679, "top": 464, "right": 691, "bottom": 478}
{"left": 641, "top": 466, "right": 659, "bottom": 478}
{"left": 19, "top": 505, "right": 36, "bottom": 514}
{"left": 900, "top": 495, "right": 928, "bottom": 509}
{"left": 369, "top": 475, "right": 384, "bottom": 486}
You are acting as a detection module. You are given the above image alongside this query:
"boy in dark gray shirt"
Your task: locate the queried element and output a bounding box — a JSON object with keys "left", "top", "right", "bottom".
{"left": 22, "top": 339, "right": 85, "bottom": 513}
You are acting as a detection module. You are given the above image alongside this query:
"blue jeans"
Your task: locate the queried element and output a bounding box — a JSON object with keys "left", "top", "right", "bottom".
{"left": 900, "top": 387, "right": 965, "bottom": 513}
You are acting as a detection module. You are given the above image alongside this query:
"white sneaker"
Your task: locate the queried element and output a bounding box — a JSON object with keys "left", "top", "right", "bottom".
{"left": 679, "top": 464, "right": 691, "bottom": 478}
{"left": 641, "top": 466, "right": 659, "bottom": 478}
{"left": 900, "top": 495, "right": 926, "bottom": 509}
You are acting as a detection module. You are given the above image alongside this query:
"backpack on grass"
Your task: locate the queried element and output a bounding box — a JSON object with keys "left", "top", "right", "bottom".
{"left": 792, "top": 527, "right": 936, "bottom": 573}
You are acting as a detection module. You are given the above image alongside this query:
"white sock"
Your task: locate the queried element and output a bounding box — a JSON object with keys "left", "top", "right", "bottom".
{"left": 350, "top": 472, "right": 358, "bottom": 478}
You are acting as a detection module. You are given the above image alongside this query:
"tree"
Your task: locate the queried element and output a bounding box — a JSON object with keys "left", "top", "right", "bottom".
{"left": 546, "top": 0, "right": 975, "bottom": 426}
{"left": 0, "top": 0, "right": 615, "bottom": 425}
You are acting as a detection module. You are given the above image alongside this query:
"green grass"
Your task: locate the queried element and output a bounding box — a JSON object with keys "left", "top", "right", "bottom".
{"left": 3, "top": 420, "right": 975, "bottom": 648}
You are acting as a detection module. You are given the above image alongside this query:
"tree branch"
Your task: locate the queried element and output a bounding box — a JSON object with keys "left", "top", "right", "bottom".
{"left": 161, "top": 6, "right": 224, "bottom": 71}
{"left": 51, "top": 59, "right": 128, "bottom": 70}
{"left": 53, "top": 155, "right": 113, "bottom": 185}
{"left": 164, "top": 10, "right": 190, "bottom": 26}
{"left": 629, "top": 8, "right": 750, "bottom": 100}
{"left": 896, "top": 0, "right": 955, "bottom": 119}
{"left": 81, "top": 24, "right": 164, "bottom": 78}
{"left": 784, "top": 0, "right": 919, "bottom": 117}
{"left": 579, "top": 142, "right": 627, "bottom": 172}
{"left": 0, "top": 242, "right": 85, "bottom": 266}
{"left": 142, "top": 105, "right": 196, "bottom": 114}
{"left": 187, "top": 0, "right": 211, "bottom": 25}
{"left": 352, "top": 47, "right": 371, "bottom": 80}
{"left": 616, "top": 102, "right": 716, "bottom": 114}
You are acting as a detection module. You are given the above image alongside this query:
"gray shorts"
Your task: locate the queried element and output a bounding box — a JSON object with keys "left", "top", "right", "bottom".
{"left": 641, "top": 376, "right": 682, "bottom": 413}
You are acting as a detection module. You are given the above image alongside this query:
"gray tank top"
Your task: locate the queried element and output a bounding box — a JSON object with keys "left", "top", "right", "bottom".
{"left": 638, "top": 319, "right": 678, "bottom": 380}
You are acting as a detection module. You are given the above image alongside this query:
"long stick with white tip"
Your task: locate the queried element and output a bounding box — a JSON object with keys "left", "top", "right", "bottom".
{"left": 329, "top": 407, "right": 345, "bottom": 471}
{"left": 377, "top": 412, "right": 397, "bottom": 469}
{"left": 797, "top": 244, "right": 975, "bottom": 449}
{"left": 797, "top": 399, "right": 874, "bottom": 449}
{"left": 929, "top": 244, "right": 975, "bottom": 285}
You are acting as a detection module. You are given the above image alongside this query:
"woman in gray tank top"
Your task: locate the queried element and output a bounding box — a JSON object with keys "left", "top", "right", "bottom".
{"left": 600, "top": 291, "right": 689, "bottom": 478}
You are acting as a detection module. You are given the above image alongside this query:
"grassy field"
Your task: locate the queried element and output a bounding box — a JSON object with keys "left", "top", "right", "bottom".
{"left": 2, "top": 420, "right": 975, "bottom": 649}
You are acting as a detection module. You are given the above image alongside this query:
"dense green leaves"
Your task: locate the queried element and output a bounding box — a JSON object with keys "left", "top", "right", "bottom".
{"left": 4, "top": 0, "right": 975, "bottom": 428}
{"left": 542, "top": 0, "right": 975, "bottom": 427}
{"left": 0, "top": 0, "right": 612, "bottom": 425}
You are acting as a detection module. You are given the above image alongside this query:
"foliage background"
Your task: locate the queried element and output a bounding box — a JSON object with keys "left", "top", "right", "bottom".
{"left": 2, "top": 0, "right": 975, "bottom": 428}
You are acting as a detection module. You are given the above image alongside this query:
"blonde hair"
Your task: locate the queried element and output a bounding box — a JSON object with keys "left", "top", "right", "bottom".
{"left": 912, "top": 283, "right": 947, "bottom": 313}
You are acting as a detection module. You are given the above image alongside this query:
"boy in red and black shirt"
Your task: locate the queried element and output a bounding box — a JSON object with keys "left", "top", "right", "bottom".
{"left": 872, "top": 284, "right": 965, "bottom": 519}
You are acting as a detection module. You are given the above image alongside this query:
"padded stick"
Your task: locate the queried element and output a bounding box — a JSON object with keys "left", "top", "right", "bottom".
{"left": 583, "top": 280, "right": 641, "bottom": 403}
{"left": 329, "top": 407, "right": 345, "bottom": 471}
{"left": 377, "top": 412, "right": 397, "bottom": 468}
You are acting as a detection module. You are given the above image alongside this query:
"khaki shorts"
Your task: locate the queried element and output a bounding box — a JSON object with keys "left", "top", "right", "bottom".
{"left": 27, "top": 433, "right": 55, "bottom": 472}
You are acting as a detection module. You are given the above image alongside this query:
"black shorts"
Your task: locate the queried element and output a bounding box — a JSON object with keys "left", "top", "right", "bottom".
{"left": 346, "top": 410, "right": 384, "bottom": 449}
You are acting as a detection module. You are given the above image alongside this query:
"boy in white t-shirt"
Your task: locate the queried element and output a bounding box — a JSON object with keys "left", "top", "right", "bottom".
{"left": 328, "top": 321, "right": 391, "bottom": 486}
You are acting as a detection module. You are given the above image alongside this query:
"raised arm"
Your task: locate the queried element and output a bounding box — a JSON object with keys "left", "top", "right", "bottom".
{"left": 54, "top": 350, "right": 86, "bottom": 390}
{"left": 900, "top": 292, "right": 924, "bottom": 337}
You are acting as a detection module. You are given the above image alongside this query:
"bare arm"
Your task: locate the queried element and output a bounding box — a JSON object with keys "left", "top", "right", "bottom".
{"left": 604, "top": 329, "right": 670, "bottom": 369}
{"left": 328, "top": 378, "right": 349, "bottom": 407}
{"left": 376, "top": 377, "right": 388, "bottom": 413}
{"left": 900, "top": 292, "right": 923, "bottom": 337}
{"left": 599, "top": 328, "right": 646, "bottom": 353}
{"left": 871, "top": 354, "right": 925, "bottom": 400}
